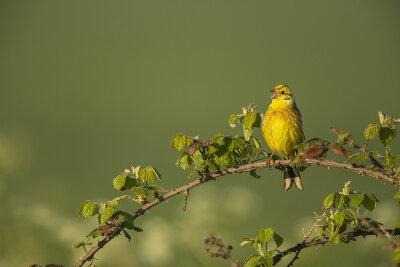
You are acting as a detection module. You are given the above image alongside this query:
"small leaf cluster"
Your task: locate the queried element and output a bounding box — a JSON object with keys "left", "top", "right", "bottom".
{"left": 171, "top": 132, "right": 264, "bottom": 180}
{"left": 76, "top": 199, "right": 142, "bottom": 247}
{"left": 112, "top": 165, "right": 165, "bottom": 203}
{"left": 363, "top": 111, "right": 400, "bottom": 172}
{"left": 316, "top": 181, "right": 379, "bottom": 245}
{"left": 76, "top": 164, "right": 163, "bottom": 248}
{"left": 241, "top": 227, "right": 283, "bottom": 267}
{"left": 332, "top": 111, "right": 400, "bottom": 178}
{"left": 229, "top": 103, "right": 262, "bottom": 141}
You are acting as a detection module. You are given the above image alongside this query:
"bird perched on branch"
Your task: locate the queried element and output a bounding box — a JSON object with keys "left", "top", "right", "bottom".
{"left": 262, "top": 84, "right": 305, "bottom": 190}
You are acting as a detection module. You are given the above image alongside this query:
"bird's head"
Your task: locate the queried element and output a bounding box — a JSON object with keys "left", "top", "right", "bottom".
{"left": 270, "top": 84, "right": 293, "bottom": 101}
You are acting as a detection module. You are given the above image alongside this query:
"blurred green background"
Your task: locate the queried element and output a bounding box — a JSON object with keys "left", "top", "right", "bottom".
{"left": 1, "top": 0, "right": 399, "bottom": 266}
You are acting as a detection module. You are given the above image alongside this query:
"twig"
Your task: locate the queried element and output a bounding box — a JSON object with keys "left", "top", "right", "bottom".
{"left": 329, "top": 127, "right": 385, "bottom": 170}
{"left": 75, "top": 158, "right": 399, "bottom": 267}
{"left": 273, "top": 228, "right": 400, "bottom": 265}
{"left": 360, "top": 217, "right": 400, "bottom": 248}
{"left": 287, "top": 211, "right": 327, "bottom": 266}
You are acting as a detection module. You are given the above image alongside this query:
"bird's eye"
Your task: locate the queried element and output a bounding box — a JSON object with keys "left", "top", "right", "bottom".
{"left": 280, "top": 91, "right": 285, "bottom": 94}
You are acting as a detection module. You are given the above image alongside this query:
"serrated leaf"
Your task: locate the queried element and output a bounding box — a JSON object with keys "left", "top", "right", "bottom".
{"left": 257, "top": 228, "right": 274, "bottom": 244}
{"left": 330, "top": 234, "right": 340, "bottom": 245}
{"left": 244, "top": 112, "right": 257, "bottom": 130}
{"left": 350, "top": 194, "right": 364, "bottom": 208}
{"left": 245, "top": 254, "right": 260, "bottom": 267}
{"left": 207, "top": 143, "right": 219, "bottom": 155}
{"left": 333, "top": 193, "right": 347, "bottom": 208}
{"left": 273, "top": 233, "right": 284, "bottom": 248}
{"left": 138, "top": 167, "right": 159, "bottom": 183}
{"left": 362, "top": 193, "right": 377, "bottom": 211}
{"left": 176, "top": 151, "right": 192, "bottom": 170}
{"left": 192, "top": 152, "right": 205, "bottom": 168}
{"left": 113, "top": 175, "right": 139, "bottom": 191}
{"left": 171, "top": 134, "right": 187, "bottom": 151}
{"left": 79, "top": 201, "right": 99, "bottom": 219}
{"left": 355, "top": 153, "right": 368, "bottom": 162}
{"left": 99, "top": 206, "right": 119, "bottom": 225}
{"left": 379, "top": 127, "right": 396, "bottom": 145}
{"left": 229, "top": 114, "right": 238, "bottom": 128}
{"left": 323, "top": 193, "right": 335, "bottom": 209}
{"left": 333, "top": 211, "right": 345, "bottom": 227}
{"left": 364, "top": 123, "right": 381, "bottom": 141}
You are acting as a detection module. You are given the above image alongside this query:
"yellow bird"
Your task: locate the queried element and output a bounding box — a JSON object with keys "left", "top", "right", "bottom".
{"left": 262, "top": 84, "right": 305, "bottom": 190}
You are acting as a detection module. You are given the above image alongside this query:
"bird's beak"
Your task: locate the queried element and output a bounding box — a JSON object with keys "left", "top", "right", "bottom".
{"left": 269, "top": 90, "right": 277, "bottom": 99}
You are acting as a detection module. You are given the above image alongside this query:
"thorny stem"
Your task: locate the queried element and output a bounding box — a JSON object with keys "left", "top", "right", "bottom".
{"left": 360, "top": 217, "right": 400, "bottom": 249}
{"left": 329, "top": 127, "right": 385, "bottom": 170}
{"left": 273, "top": 228, "right": 400, "bottom": 265}
{"left": 75, "top": 158, "right": 399, "bottom": 267}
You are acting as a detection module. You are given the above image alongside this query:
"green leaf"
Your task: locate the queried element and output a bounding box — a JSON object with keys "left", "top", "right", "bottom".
{"left": 379, "top": 127, "right": 396, "bottom": 145}
{"left": 364, "top": 123, "right": 381, "bottom": 141}
{"left": 89, "top": 230, "right": 100, "bottom": 238}
{"left": 119, "top": 211, "right": 135, "bottom": 230}
{"left": 207, "top": 143, "right": 220, "bottom": 154}
{"left": 229, "top": 114, "right": 238, "bottom": 128}
{"left": 99, "top": 206, "right": 119, "bottom": 225}
{"left": 259, "top": 255, "right": 273, "bottom": 267}
{"left": 323, "top": 193, "right": 335, "bottom": 209}
{"left": 333, "top": 193, "right": 347, "bottom": 208}
{"left": 394, "top": 191, "right": 400, "bottom": 200}
{"left": 249, "top": 169, "right": 261, "bottom": 179}
{"left": 362, "top": 193, "right": 377, "bottom": 211}
{"left": 329, "top": 234, "right": 340, "bottom": 245}
{"left": 355, "top": 153, "right": 368, "bottom": 162}
{"left": 257, "top": 228, "right": 274, "bottom": 244}
{"left": 273, "top": 233, "right": 284, "bottom": 248}
{"left": 350, "top": 194, "right": 365, "bottom": 208}
{"left": 251, "top": 137, "right": 261, "bottom": 149}
{"left": 192, "top": 152, "right": 205, "bottom": 168}
{"left": 176, "top": 151, "right": 192, "bottom": 170}
{"left": 244, "top": 112, "right": 257, "bottom": 130}
{"left": 245, "top": 254, "right": 260, "bottom": 267}
{"left": 72, "top": 241, "right": 86, "bottom": 248}
{"left": 171, "top": 134, "right": 187, "bottom": 151}
{"left": 138, "top": 167, "right": 160, "bottom": 183}
{"left": 333, "top": 211, "right": 345, "bottom": 227}
{"left": 79, "top": 200, "right": 99, "bottom": 219}
{"left": 113, "top": 175, "right": 139, "bottom": 191}
{"left": 253, "top": 113, "right": 262, "bottom": 128}
{"left": 241, "top": 239, "right": 253, "bottom": 247}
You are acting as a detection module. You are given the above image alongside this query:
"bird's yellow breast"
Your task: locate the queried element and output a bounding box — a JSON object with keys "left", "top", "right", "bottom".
{"left": 262, "top": 101, "right": 304, "bottom": 159}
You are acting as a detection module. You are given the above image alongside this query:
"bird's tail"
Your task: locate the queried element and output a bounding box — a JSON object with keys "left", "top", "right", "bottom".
{"left": 283, "top": 166, "right": 304, "bottom": 191}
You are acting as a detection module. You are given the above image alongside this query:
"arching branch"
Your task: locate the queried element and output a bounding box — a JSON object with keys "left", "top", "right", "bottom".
{"left": 75, "top": 158, "right": 398, "bottom": 267}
